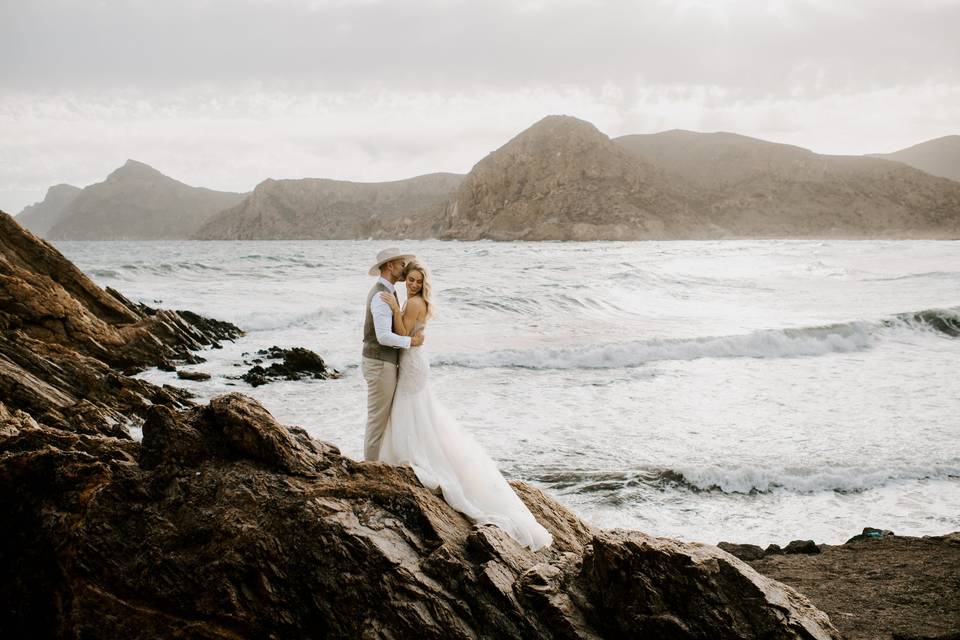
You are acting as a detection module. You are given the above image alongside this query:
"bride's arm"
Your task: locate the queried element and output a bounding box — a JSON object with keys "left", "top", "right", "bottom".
{"left": 379, "top": 293, "right": 424, "bottom": 337}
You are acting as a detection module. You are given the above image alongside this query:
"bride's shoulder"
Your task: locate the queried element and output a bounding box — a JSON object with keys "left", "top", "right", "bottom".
{"left": 406, "top": 296, "right": 427, "bottom": 311}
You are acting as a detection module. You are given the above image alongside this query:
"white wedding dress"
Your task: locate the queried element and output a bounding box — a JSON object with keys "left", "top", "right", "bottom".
{"left": 378, "top": 341, "right": 553, "bottom": 550}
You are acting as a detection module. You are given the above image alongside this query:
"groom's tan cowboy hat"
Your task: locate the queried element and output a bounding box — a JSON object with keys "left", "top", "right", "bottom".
{"left": 369, "top": 248, "right": 416, "bottom": 276}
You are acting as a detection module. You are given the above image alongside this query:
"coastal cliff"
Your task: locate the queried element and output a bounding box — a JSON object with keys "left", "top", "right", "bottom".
{"left": 0, "top": 210, "right": 841, "bottom": 638}
{"left": 43, "top": 160, "right": 246, "bottom": 240}
{"left": 193, "top": 173, "right": 462, "bottom": 240}
{"left": 434, "top": 115, "right": 704, "bottom": 241}
{"left": 615, "top": 129, "right": 960, "bottom": 238}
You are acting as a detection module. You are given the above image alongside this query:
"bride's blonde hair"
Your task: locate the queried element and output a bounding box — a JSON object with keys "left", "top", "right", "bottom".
{"left": 402, "top": 261, "right": 433, "bottom": 318}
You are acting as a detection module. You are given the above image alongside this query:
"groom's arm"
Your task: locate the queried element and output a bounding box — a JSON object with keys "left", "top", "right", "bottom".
{"left": 370, "top": 295, "right": 411, "bottom": 349}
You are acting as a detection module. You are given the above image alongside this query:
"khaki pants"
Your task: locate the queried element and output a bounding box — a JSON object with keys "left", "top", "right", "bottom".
{"left": 361, "top": 356, "right": 398, "bottom": 461}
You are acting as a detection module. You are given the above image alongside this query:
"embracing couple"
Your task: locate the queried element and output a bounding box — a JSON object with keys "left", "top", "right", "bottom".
{"left": 361, "top": 248, "right": 552, "bottom": 550}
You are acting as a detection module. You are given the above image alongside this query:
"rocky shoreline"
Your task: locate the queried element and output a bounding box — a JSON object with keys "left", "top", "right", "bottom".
{"left": 0, "top": 209, "right": 953, "bottom": 638}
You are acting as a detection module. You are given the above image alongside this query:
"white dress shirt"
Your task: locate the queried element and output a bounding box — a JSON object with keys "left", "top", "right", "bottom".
{"left": 371, "top": 277, "right": 411, "bottom": 349}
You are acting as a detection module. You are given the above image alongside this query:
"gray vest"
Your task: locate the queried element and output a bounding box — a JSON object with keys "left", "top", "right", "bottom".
{"left": 362, "top": 281, "right": 400, "bottom": 364}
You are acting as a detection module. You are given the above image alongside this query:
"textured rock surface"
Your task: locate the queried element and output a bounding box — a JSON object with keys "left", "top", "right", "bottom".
{"left": 749, "top": 534, "right": 960, "bottom": 640}
{"left": 436, "top": 115, "right": 704, "bottom": 241}
{"left": 194, "top": 173, "right": 462, "bottom": 240}
{"left": 46, "top": 160, "right": 246, "bottom": 240}
{"left": 239, "top": 346, "right": 340, "bottom": 387}
{"left": 14, "top": 184, "right": 81, "bottom": 237}
{"left": 1, "top": 392, "right": 842, "bottom": 639}
{"left": 0, "top": 211, "right": 242, "bottom": 435}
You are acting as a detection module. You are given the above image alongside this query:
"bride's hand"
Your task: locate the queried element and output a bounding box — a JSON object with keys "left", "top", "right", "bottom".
{"left": 379, "top": 292, "right": 400, "bottom": 312}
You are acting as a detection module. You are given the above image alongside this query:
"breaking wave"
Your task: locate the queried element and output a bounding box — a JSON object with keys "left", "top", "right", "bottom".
{"left": 434, "top": 307, "right": 960, "bottom": 369}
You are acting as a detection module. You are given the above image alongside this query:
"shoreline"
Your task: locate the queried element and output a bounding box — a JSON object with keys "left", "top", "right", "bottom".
{"left": 730, "top": 531, "right": 960, "bottom": 640}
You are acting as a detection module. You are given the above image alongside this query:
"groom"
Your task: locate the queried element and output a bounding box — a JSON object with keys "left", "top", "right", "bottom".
{"left": 362, "top": 248, "right": 425, "bottom": 461}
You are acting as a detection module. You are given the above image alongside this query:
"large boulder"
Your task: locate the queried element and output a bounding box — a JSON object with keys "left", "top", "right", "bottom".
{"left": 1, "top": 392, "right": 840, "bottom": 639}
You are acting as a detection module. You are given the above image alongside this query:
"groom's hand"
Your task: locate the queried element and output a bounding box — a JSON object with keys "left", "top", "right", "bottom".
{"left": 411, "top": 332, "right": 425, "bottom": 347}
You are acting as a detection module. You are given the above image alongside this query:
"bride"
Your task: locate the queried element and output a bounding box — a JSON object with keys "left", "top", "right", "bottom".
{"left": 376, "top": 261, "right": 553, "bottom": 550}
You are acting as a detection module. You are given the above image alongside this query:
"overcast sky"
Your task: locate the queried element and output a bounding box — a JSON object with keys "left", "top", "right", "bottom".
{"left": 2, "top": 0, "right": 959, "bottom": 213}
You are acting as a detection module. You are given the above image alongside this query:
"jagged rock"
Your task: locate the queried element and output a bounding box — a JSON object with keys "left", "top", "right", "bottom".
{"left": 784, "top": 540, "right": 821, "bottom": 555}
{"left": 0, "top": 211, "right": 242, "bottom": 435}
{"left": 0, "top": 392, "right": 842, "bottom": 639}
{"left": 718, "top": 541, "right": 767, "bottom": 561}
{"left": 240, "top": 346, "right": 340, "bottom": 387}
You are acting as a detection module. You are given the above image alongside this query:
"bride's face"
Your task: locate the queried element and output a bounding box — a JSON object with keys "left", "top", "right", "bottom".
{"left": 405, "top": 270, "right": 424, "bottom": 296}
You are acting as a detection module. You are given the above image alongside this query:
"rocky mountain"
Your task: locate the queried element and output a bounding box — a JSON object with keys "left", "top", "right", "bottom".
{"left": 194, "top": 172, "right": 463, "bottom": 240}
{"left": 614, "top": 129, "right": 960, "bottom": 238}
{"left": 434, "top": 115, "right": 705, "bottom": 241}
{"left": 14, "top": 183, "right": 81, "bottom": 237}
{"left": 869, "top": 134, "right": 960, "bottom": 182}
{"left": 46, "top": 160, "right": 247, "bottom": 240}
{"left": 0, "top": 210, "right": 843, "bottom": 639}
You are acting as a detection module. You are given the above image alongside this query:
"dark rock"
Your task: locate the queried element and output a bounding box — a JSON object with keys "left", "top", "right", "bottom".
{"left": 240, "top": 345, "right": 340, "bottom": 387}
{"left": 1, "top": 391, "right": 843, "bottom": 639}
{"left": 784, "top": 540, "right": 821, "bottom": 555}
{"left": 766, "top": 543, "right": 784, "bottom": 555}
{"left": 846, "top": 527, "right": 895, "bottom": 543}
{"left": 718, "top": 541, "right": 767, "bottom": 561}
{"left": 749, "top": 533, "right": 960, "bottom": 640}
{"left": 177, "top": 369, "right": 211, "bottom": 381}
{"left": 0, "top": 211, "right": 239, "bottom": 435}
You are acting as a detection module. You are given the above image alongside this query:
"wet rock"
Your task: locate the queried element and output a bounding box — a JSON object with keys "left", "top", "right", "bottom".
{"left": 240, "top": 345, "right": 340, "bottom": 387}
{"left": 784, "top": 540, "right": 821, "bottom": 555}
{"left": 718, "top": 541, "right": 767, "bottom": 561}
{"left": 177, "top": 369, "right": 211, "bottom": 381}
{"left": 846, "top": 527, "right": 895, "bottom": 543}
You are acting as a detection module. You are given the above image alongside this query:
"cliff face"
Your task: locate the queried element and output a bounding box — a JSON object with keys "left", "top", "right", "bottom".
{"left": 194, "top": 173, "right": 463, "bottom": 240}
{"left": 615, "top": 130, "right": 960, "bottom": 238}
{"left": 435, "top": 115, "right": 704, "bottom": 241}
{"left": 869, "top": 134, "right": 960, "bottom": 182}
{"left": 0, "top": 211, "right": 841, "bottom": 639}
{"left": 46, "top": 160, "right": 247, "bottom": 240}
{"left": 14, "top": 184, "right": 81, "bottom": 237}
{"left": 0, "top": 211, "right": 242, "bottom": 436}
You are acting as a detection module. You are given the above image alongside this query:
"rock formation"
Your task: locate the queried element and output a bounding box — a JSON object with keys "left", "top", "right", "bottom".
{"left": 194, "top": 173, "right": 462, "bottom": 240}
{"left": 1, "top": 390, "right": 841, "bottom": 639}
{"left": 0, "top": 210, "right": 242, "bottom": 436}
{"left": 14, "top": 184, "right": 81, "bottom": 237}
{"left": 748, "top": 532, "right": 960, "bottom": 640}
{"left": 615, "top": 129, "right": 960, "bottom": 238}
{"left": 869, "top": 134, "right": 960, "bottom": 182}
{"left": 0, "top": 210, "right": 842, "bottom": 638}
{"left": 435, "top": 115, "right": 705, "bottom": 241}
{"left": 45, "top": 160, "right": 246, "bottom": 240}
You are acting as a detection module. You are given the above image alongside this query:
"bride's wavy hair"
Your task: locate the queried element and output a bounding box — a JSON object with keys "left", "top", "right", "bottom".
{"left": 402, "top": 261, "right": 433, "bottom": 318}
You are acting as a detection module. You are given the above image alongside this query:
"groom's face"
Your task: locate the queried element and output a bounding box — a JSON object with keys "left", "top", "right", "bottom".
{"left": 388, "top": 259, "right": 405, "bottom": 279}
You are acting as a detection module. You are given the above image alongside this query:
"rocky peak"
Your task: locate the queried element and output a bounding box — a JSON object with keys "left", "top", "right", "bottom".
{"left": 106, "top": 159, "right": 167, "bottom": 182}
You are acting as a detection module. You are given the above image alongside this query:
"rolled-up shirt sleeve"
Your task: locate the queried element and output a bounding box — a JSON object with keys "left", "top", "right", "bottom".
{"left": 371, "top": 294, "right": 411, "bottom": 349}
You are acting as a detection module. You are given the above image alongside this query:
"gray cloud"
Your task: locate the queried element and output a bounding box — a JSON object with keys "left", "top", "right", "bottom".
{"left": 1, "top": 0, "right": 958, "bottom": 212}
{"left": 2, "top": 0, "right": 958, "bottom": 95}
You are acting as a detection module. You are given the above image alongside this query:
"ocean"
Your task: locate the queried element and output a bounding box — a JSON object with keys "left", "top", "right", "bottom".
{"left": 55, "top": 239, "right": 960, "bottom": 546}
